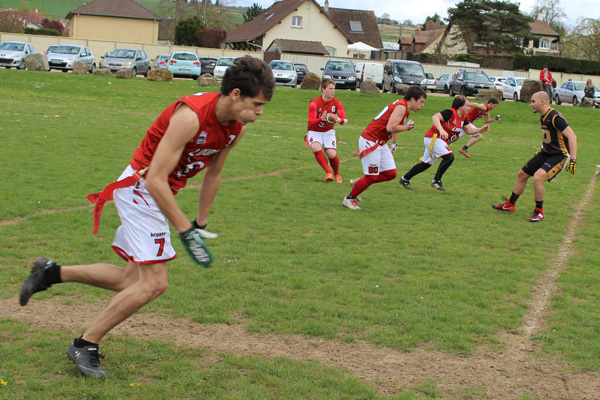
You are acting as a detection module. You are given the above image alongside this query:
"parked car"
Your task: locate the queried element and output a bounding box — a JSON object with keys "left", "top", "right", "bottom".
{"left": 488, "top": 76, "right": 507, "bottom": 92}
{"left": 269, "top": 60, "right": 297, "bottom": 87}
{"left": 167, "top": 51, "right": 201, "bottom": 79}
{"left": 450, "top": 69, "right": 493, "bottom": 96}
{"left": 321, "top": 59, "right": 357, "bottom": 90}
{"left": 214, "top": 56, "right": 236, "bottom": 80}
{"left": 434, "top": 73, "right": 452, "bottom": 93}
{"left": 382, "top": 59, "right": 426, "bottom": 94}
{"left": 554, "top": 80, "right": 600, "bottom": 106}
{"left": 501, "top": 77, "right": 525, "bottom": 101}
{"left": 354, "top": 62, "right": 384, "bottom": 88}
{"left": 151, "top": 54, "right": 170, "bottom": 69}
{"left": 0, "top": 41, "right": 35, "bottom": 69}
{"left": 425, "top": 72, "right": 436, "bottom": 92}
{"left": 47, "top": 45, "right": 95, "bottom": 73}
{"left": 294, "top": 63, "right": 309, "bottom": 84}
{"left": 98, "top": 48, "right": 151, "bottom": 77}
{"left": 45, "top": 45, "right": 59, "bottom": 55}
{"left": 198, "top": 57, "right": 218, "bottom": 75}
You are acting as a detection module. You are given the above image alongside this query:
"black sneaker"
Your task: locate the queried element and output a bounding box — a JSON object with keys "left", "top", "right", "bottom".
{"left": 399, "top": 176, "right": 413, "bottom": 190}
{"left": 19, "top": 257, "right": 54, "bottom": 306}
{"left": 431, "top": 180, "right": 446, "bottom": 191}
{"left": 67, "top": 341, "right": 107, "bottom": 379}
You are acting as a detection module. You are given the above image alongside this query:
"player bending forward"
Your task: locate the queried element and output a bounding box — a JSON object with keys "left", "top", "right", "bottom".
{"left": 458, "top": 98, "right": 501, "bottom": 158}
{"left": 306, "top": 78, "right": 348, "bottom": 183}
{"left": 492, "top": 91, "right": 577, "bottom": 222}
{"left": 342, "top": 86, "right": 427, "bottom": 210}
{"left": 19, "top": 56, "right": 275, "bottom": 378}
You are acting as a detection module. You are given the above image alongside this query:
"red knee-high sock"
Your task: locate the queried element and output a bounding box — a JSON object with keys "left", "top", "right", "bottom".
{"left": 329, "top": 155, "right": 340, "bottom": 175}
{"left": 313, "top": 151, "right": 331, "bottom": 173}
{"left": 350, "top": 170, "right": 397, "bottom": 198}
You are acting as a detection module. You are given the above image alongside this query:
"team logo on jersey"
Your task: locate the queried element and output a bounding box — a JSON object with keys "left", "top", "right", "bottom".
{"left": 331, "top": 106, "right": 337, "bottom": 113}
{"left": 178, "top": 161, "right": 206, "bottom": 177}
{"left": 196, "top": 131, "right": 208, "bottom": 145}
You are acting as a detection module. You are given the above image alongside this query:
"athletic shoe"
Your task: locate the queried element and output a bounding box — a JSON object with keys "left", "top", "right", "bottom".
{"left": 491, "top": 201, "right": 515, "bottom": 212}
{"left": 431, "top": 180, "right": 446, "bottom": 191}
{"left": 325, "top": 172, "right": 334, "bottom": 182}
{"left": 67, "top": 341, "right": 107, "bottom": 379}
{"left": 335, "top": 174, "right": 343, "bottom": 184}
{"left": 399, "top": 176, "right": 413, "bottom": 190}
{"left": 349, "top": 178, "right": 362, "bottom": 201}
{"left": 19, "top": 257, "right": 54, "bottom": 306}
{"left": 458, "top": 148, "right": 471, "bottom": 158}
{"left": 528, "top": 208, "right": 544, "bottom": 223}
{"left": 342, "top": 197, "right": 360, "bottom": 210}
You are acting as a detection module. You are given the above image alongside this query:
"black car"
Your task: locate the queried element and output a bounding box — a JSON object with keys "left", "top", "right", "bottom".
{"left": 198, "top": 57, "right": 218, "bottom": 76}
{"left": 382, "top": 59, "right": 427, "bottom": 94}
{"left": 294, "top": 63, "right": 309, "bottom": 84}
{"left": 449, "top": 69, "right": 493, "bottom": 96}
{"left": 321, "top": 59, "right": 357, "bottom": 90}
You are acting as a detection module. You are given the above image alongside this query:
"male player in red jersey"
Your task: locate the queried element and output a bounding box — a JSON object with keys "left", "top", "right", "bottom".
{"left": 399, "top": 95, "right": 490, "bottom": 191}
{"left": 458, "top": 98, "right": 501, "bottom": 158}
{"left": 307, "top": 78, "right": 348, "bottom": 183}
{"left": 342, "top": 85, "right": 426, "bottom": 210}
{"left": 492, "top": 91, "right": 577, "bottom": 222}
{"left": 19, "top": 56, "right": 276, "bottom": 378}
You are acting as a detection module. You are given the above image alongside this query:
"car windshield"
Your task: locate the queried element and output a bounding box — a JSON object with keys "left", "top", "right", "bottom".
{"left": 159, "top": 55, "right": 170, "bottom": 61}
{"left": 327, "top": 62, "right": 354, "bottom": 72}
{"left": 573, "top": 82, "right": 586, "bottom": 91}
{"left": 217, "top": 58, "right": 235, "bottom": 66}
{"left": 464, "top": 72, "right": 490, "bottom": 82}
{"left": 394, "top": 63, "right": 424, "bottom": 76}
{"left": 515, "top": 78, "right": 525, "bottom": 86}
{"left": 173, "top": 53, "right": 197, "bottom": 61}
{"left": 110, "top": 49, "right": 136, "bottom": 59}
{"left": 0, "top": 42, "right": 24, "bottom": 51}
{"left": 295, "top": 65, "right": 307, "bottom": 71}
{"left": 270, "top": 62, "right": 294, "bottom": 70}
{"left": 54, "top": 46, "right": 80, "bottom": 55}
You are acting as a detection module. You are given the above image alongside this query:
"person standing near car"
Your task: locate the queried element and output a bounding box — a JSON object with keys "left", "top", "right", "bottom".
{"left": 540, "top": 66, "right": 554, "bottom": 104}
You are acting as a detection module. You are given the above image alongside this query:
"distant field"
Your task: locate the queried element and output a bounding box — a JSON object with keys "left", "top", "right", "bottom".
{"left": 378, "top": 23, "right": 416, "bottom": 43}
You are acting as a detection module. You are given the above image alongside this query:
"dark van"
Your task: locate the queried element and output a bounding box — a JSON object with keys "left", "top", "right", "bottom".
{"left": 321, "top": 59, "right": 357, "bottom": 90}
{"left": 382, "top": 59, "right": 427, "bottom": 94}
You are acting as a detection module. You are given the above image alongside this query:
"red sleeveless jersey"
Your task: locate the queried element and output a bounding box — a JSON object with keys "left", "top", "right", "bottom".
{"left": 465, "top": 103, "right": 489, "bottom": 124}
{"left": 130, "top": 92, "right": 243, "bottom": 194}
{"left": 307, "top": 96, "right": 347, "bottom": 132}
{"left": 361, "top": 99, "right": 409, "bottom": 142}
{"left": 425, "top": 108, "right": 468, "bottom": 144}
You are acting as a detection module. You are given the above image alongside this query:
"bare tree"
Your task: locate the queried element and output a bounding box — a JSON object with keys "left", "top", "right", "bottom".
{"left": 0, "top": 10, "right": 25, "bottom": 33}
{"left": 562, "top": 17, "right": 600, "bottom": 61}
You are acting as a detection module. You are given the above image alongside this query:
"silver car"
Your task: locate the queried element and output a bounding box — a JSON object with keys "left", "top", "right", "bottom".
{"left": 269, "top": 60, "right": 297, "bottom": 87}
{"left": 0, "top": 41, "right": 35, "bottom": 69}
{"left": 434, "top": 73, "right": 452, "bottom": 93}
{"left": 151, "top": 54, "right": 170, "bottom": 70}
{"left": 554, "top": 80, "right": 600, "bottom": 106}
{"left": 47, "top": 45, "right": 95, "bottom": 73}
{"left": 98, "top": 48, "right": 151, "bottom": 77}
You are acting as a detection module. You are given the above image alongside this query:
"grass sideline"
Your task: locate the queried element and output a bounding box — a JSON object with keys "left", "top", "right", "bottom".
{"left": 1, "top": 69, "right": 599, "bottom": 398}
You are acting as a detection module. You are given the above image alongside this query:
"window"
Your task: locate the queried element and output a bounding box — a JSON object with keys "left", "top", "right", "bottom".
{"left": 539, "top": 38, "right": 550, "bottom": 50}
{"left": 292, "top": 16, "right": 302, "bottom": 28}
{"left": 349, "top": 21, "right": 363, "bottom": 32}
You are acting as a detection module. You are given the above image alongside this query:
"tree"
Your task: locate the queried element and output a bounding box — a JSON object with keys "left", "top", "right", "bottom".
{"left": 174, "top": 16, "right": 205, "bottom": 46}
{"left": 562, "top": 18, "right": 600, "bottom": 61}
{"left": 16, "top": 0, "right": 29, "bottom": 13}
{"left": 242, "top": 3, "right": 264, "bottom": 22}
{"left": 447, "top": 0, "right": 534, "bottom": 54}
{"left": 421, "top": 13, "right": 443, "bottom": 30}
{"left": 0, "top": 10, "right": 24, "bottom": 33}
{"left": 197, "top": 29, "right": 227, "bottom": 48}
{"left": 41, "top": 18, "right": 64, "bottom": 35}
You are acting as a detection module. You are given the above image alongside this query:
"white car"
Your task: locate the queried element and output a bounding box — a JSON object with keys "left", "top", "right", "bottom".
{"left": 47, "top": 45, "right": 96, "bottom": 73}
{"left": 488, "top": 76, "right": 507, "bottom": 92}
{"left": 214, "top": 57, "right": 236, "bottom": 81}
{"left": 501, "top": 77, "right": 525, "bottom": 101}
{"left": 268, "top": 60, "right": 297, "bottom": 87}
{"left": 0, "top": 41, "right": 35, "bottom": 69}
{"left": 425, "top": 72, "right": 436, "bottom": 92}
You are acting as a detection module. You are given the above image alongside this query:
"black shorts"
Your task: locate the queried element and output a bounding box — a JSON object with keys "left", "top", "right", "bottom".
{"left": 522, "top": 152, "right": 568, "bottom": 181}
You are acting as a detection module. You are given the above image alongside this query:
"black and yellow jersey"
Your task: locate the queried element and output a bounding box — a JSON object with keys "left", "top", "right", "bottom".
{"left": 540, "top": 108, "right": 570, "bottom": 156}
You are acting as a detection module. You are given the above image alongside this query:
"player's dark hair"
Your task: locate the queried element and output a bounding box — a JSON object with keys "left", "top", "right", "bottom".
{"left": 221, "top": 56, "right": 276, "bottom": 101}
{"left": 321, "top": 78, "right": 335, "bottom": 89}
{"left": 404, "top": 86, "right": 427, "bottom": 101}
{"left": 452, "top": 95, "right": 467, "bottom": 109}
{"left": 487, "top": 97, "right": 499, "bottom": 104}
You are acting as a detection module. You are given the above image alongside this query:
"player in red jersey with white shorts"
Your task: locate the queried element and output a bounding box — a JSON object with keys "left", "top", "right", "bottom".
{"left": 19, "top": 56, "right": 276, "bottom": 378}
{"left": 306, "top": 78, "right": 348, "bottom": 183}
{"left": 399, "top": 95, "right": 490, "bottom": 191}
{"left": 342, "top": 86, "right": 427, "bottom": 210}
{"left": 457, "top": 98, "right": 501, "bottom": 158}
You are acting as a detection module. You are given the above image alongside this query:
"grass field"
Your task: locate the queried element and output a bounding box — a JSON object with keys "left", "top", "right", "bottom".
{"left": 0, "top": 69, "right": 599, "bottom": 399}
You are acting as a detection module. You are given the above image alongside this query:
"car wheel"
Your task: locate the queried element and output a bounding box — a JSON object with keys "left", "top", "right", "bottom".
{"left": 572, "top": 96, "right": 578, "bottom": 106}
{"left": 390, "top": 84, "right": 396, "bottom": 94}
{"left": 460, "top": 86, "right": 467, "bottom": 96}
{"left": 18, "top": 63, "right": 26, "bottom": 70}
{"left": 62, "top": 70, "right": 68, "bottom": 73}
{"left": 555, "top": 95, "right": 561, "bottom": 105}
{"left": 449, "top": 86, "right": 455, "bottom": 97}
{"left": 382, "top": 84, "right": 388, "bottom": 93}
{"left": 144, "top": 67, "right": 150, "bottom": 77}
{"left": 132, "top": 67, "right": 137, "bottom": 77}
{"left": 89, "top": 64, "right": 95, "bottom": 74}
{"left": 513, "top": 92, "right": 518, "bottom": 102}
{"left": 444, "top": 85, "right": 449, "bottom": 94}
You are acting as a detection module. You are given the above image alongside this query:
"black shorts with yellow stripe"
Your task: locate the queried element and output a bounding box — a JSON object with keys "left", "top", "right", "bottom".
{"left": 522, "top": 152, "right": 568, "bottom": 181}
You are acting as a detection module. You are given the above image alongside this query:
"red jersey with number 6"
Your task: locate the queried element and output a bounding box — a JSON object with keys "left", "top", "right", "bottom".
{"left": 130, "top": 92, "right": 243, "bottom": 194}
{"left": 307, "top": 96, "right": 347, "bottom": 132}
{"left": 361, "top": 99, "right": 409, "bottom": 142}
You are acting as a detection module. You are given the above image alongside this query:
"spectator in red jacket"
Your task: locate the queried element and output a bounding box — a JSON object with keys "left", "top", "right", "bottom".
{"left": 540, "top": 66, "right": 554, "bottom": 104}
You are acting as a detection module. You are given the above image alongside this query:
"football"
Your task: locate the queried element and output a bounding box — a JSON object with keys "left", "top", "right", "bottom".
{"left": 326, "top": 113, "right": 339, "bottom": 125}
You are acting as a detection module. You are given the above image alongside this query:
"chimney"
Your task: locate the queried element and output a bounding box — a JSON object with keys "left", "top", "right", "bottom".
{"left": 537, "top": 12, "right": 543, "bottom": 20}
{"left": 324, "top": 0, "right": 329, "bottom": 13}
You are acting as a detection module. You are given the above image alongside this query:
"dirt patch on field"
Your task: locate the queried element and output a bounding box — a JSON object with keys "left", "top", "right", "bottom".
{"left": 2, "top": 167, "right": 598, "bottom": 399}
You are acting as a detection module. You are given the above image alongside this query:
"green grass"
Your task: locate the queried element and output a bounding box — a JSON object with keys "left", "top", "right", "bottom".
{"left": 1, "top": 69, "right": 599, "bottom": 398}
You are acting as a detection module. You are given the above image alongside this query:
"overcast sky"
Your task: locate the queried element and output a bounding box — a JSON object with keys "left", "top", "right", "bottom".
{"left": 235, "top": 0, "right": 599, "bottom": 28}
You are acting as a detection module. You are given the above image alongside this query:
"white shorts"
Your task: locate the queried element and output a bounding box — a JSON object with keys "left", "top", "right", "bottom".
{"left": 422, "top": 137, "right": 452, "bottom": 165}
{"left": 112, "top": 165, "right": 177, "bottom": 264}
{"left": 359, "top": 136, "right": 396, "bottom": 175}
{"left": 307, "top": 129, "right": 336, "bottom": 149}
